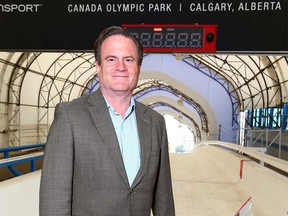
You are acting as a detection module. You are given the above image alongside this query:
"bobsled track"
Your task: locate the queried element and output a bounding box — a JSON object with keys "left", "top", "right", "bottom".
{"left": 0, "top": 141, "right": 288, "bottom": 216}
{"left": 170, "top": 143, "right": 288, "bottom": 216}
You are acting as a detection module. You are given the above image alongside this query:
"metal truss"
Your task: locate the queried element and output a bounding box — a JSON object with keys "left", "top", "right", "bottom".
{"left": 6, "top": 52, "right": 96, "bottom": 146}
{"left": 182, "top": 55, "right": 241, "bottom": 129}
{"left": 134, "top": 79, "right": 209, "bottom": 133}
{"left": 148, "top": 101, "right": 201, "bottom": 141}
{"left": 37, "top": 52, "right": 95, "bottom": 142}
{"left": 186, "top": 55, "right": 285, "bottom": 130}
{"left": 6, "top": 53, "right": 41, "bottom": 146}
{"left": 243, "top": 128, "right": 286, "bottom": 160}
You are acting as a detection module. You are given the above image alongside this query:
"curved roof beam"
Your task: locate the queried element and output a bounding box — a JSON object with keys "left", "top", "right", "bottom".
{"left": 183, "top": 55, "right": 241, "bottom": 127}
{"left": 38, "top": 53, "right": 95, "bottom": 108}
{"left": 134, "top": 79, "right": 209, "bottom": 133}
{"left": 194, "top": 55, "right": 253, "bottom": 110}
{"left": 148, "top": 101, "right": 201, "bottom": 140}
{"left": 191, "top": 55, "right": 284, "bottom": 110}
{"left": 5, "top": 52, "right": 41, "bottom": 146}
{"left": 259, "top": 56, "right": 283, "bottom": 106}
{"left": 8, "top": 53, "right": 41, "bottom": 105}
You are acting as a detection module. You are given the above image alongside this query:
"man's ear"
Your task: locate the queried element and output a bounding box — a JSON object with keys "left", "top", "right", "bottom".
{"left": 95, "top": 61, "right": 101, "bottom": 72}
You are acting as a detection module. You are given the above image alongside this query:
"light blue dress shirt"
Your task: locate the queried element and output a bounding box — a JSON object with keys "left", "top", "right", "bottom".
{"left": 105, "top": 97, "right": 141, "bottom": 186}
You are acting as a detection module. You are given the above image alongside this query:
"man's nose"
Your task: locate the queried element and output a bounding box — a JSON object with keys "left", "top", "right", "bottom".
{"left": 116, "top": 60, "right": 127, "bottom": 71}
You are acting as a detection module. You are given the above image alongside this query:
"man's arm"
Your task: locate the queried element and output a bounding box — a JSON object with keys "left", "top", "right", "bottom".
{"left": 39, "top": 103, "right": 74, "bottom": 216}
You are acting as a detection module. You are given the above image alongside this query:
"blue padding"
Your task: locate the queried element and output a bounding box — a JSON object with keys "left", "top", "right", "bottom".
{"left": 0, "top": 143, "right": 45, "bottom": 153}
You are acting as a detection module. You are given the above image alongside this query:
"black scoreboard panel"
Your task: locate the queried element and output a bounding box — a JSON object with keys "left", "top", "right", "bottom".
{"left": 0, "top": 0, "right": 287, "bottom": 53}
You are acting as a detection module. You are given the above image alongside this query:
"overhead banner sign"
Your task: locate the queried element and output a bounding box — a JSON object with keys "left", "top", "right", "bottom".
{"left": 0, "top": 0, "right": 287, "bottom": 53}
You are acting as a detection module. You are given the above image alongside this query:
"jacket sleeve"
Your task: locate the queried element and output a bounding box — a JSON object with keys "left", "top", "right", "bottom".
{"left": 39, "top": 103, "right": 74, "bottom": 216}
{"left": 152, "top": 117, "right": 176, "bottom": 216}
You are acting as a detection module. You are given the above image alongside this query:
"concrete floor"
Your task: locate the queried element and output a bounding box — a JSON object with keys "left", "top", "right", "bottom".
{"left": 170, "top": 145, "right": 288, "bottom": 216}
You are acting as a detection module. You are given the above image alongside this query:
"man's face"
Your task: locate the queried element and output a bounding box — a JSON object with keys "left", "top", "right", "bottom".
{"left": 96, "top": 35, "right": 140, "bottom": 96}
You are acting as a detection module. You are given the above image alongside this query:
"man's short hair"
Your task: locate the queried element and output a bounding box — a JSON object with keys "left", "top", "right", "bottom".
{"left": 94, "top": 26, "right": 143, "bottom": 65}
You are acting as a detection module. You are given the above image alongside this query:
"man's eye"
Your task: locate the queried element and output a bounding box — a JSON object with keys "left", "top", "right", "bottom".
{"left": 106, "top": 58, "right": 117, "bottom": 64}
{"left": 124, "top": 58, "right": 134, "bottom": 63}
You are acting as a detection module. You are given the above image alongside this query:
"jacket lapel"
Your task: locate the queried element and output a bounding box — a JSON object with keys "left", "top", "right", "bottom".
{"left": 132, "top": 102, "right": 152, "bottom": 188}
{"left": 87, "top": 89, "right": 129, "bottom": 187}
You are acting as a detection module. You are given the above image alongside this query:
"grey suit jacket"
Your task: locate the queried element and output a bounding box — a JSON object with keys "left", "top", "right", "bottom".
{"left": 39, "top": 89, "right": 175, "bottom": 216}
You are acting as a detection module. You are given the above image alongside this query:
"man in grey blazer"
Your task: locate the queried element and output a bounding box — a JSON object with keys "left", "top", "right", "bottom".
{"left": 39, "top": 26, "right": 175, "bottom": 216}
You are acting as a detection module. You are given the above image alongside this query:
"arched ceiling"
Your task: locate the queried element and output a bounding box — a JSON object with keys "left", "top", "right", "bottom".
{"left": 1, "top": 52, "right": 288, "bottom": 145}
{"left": 2, "top": 52, "right": 287, "bottom": 109}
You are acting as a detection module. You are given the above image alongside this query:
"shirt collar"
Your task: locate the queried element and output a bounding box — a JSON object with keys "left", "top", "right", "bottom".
{"left": 103, "top": 96, "right": 135, "bottom": 115}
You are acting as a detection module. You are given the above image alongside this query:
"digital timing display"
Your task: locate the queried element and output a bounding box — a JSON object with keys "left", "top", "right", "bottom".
{"left": 122, "top": 24, "right": 217, "bottom": 53}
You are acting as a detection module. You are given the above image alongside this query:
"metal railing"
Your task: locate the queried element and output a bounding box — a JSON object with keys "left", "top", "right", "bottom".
{"left": 0, "top": 143, "right": 45, "bottom": 176}
{"left": 206, "top": 141, "right": 288, "bottom": 174}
